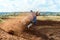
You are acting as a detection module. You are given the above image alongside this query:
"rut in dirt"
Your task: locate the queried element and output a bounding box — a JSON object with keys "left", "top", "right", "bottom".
{"left": 27, "top": 20, "right": 60, "bottom": 40}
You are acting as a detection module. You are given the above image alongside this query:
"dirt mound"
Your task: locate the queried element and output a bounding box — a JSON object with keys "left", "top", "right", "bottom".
{"left": 0, "top": 16, "right": 32, "bottom": 36}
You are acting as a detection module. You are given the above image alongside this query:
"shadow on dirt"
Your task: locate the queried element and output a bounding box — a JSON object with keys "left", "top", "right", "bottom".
{"left": 25, "top": 29, "right": 49, "bottom": 40}
{"left": 36, "top": 20, "right": 60, "bottom": 26}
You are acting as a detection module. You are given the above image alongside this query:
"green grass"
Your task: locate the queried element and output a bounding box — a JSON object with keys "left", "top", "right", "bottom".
{"left": 0, "top": 18, "right": 4, "bottom": 23}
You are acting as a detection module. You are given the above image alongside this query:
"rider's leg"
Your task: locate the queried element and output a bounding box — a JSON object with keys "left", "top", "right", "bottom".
{"left": 27, "top": 16, "right": 36, "bottom": 29}
{"left": 32, "top": 16, "right": 36, "bottom": 24}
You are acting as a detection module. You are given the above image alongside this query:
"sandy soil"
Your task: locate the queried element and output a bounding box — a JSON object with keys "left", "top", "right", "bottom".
{"left": 0, "top": 28, "right": 28, "bottom": 40}
{"left": 0, "top": 16, "right": 60, "bottom": 40}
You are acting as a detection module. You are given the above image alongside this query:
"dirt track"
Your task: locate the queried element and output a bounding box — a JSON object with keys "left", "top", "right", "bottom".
{"left": 29, "top": 20, "right": 60, "bottom": 40}
{"left": 0, "top": 16, "right": 60, "bottom": 40}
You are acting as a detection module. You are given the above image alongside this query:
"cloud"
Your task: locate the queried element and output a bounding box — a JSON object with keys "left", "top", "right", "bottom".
{"left": 0, "top": 0, "right": 60, "bottom": 12}
{"left": 39, "top": 0, "right": 60, "bottom": 12}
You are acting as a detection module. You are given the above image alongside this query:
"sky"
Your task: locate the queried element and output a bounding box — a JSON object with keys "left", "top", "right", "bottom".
{"left": 0, "top": 0, "right": 60, "bottom": 12}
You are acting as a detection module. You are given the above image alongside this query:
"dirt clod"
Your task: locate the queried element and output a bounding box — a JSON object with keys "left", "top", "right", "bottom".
{"left": 8, "top": 30, "right": 14, "bottom": 35}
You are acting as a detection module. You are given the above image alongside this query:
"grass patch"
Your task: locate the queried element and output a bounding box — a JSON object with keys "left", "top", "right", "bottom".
{"left": 0, "top": 19, "right": 4, "bottom": 23}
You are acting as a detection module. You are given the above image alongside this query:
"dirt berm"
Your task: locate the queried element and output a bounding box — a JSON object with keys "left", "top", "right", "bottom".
{"left": 0, "top": 13, "right": 34, "bottom": 36}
